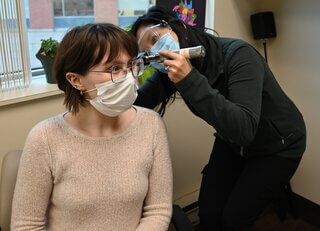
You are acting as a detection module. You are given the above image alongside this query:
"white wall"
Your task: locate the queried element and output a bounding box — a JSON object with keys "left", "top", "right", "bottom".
{"left": 0, "top": 95, "right": 65, "bottom": 173}
{"left": 262, "top": 0, "right": 320, "bottom": 205}
{"left": 163, "top": 99, "right": 214, "bottom": 205}
{"left": 214, "top": 0, "right": 261, "bottom": 44}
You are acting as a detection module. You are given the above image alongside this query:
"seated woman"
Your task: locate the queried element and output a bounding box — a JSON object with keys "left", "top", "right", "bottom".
{"left": 11, "top": 23, "right": 172, "bottom": 231}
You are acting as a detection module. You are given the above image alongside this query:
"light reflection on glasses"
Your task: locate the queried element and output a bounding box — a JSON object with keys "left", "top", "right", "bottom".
{"left": 89, "top": 59, "right": 144, "bottom": 83}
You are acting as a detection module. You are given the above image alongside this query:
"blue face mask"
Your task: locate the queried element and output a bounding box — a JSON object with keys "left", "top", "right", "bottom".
{"left": 149, "top": 33, "right": 180, "bottom": 73}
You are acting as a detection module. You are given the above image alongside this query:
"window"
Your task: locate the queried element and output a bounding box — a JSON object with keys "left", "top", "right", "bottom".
{"left": 53, "top": 0, "right": 94, "bottom": 16}
{"left": 24, "top": 0, "right": 155, "bottom": 79}
{"left": 1, "top": 0, "right": 214, "bottom": 92}
{"left": 53, "top": 0, "right": 95, "bottom": 28}
{"left": 0, "top": 0, "right": 31, "bottom": 91}
{"left": 118, "top": 0, "right": 155, "bottom": 28}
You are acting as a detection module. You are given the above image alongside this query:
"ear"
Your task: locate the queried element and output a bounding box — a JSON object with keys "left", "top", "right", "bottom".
{"left": 66, "top": 72, "right": 85, "bottom": 91}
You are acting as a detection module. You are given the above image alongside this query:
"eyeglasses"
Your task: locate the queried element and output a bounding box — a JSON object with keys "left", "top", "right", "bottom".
{"left": 89, "top": 59, "right": 144, "bottom": 83}
{"left": 137, "top": 21, "right": 172, "bottom": 51}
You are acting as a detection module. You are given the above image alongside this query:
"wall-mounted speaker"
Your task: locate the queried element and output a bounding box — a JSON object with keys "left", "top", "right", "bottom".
{"left": 250, "top": 12, "right": 277, "bottom": 40}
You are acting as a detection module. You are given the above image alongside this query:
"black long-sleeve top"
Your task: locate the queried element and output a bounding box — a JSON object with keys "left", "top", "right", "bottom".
{"left": 135, "top": 36, "right": 306, "bottom": 158}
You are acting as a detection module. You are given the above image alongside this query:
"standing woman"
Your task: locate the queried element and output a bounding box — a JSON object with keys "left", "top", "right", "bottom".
{"left": 131, "top": 6, "right": 306, "bottom": 231}
{"left": 11, "top": 23, "right": 172, "bottom": 231}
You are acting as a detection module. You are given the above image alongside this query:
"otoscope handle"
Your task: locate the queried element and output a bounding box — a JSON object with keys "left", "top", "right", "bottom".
{"left": 141, "top": 45, "right": 206, "bottom": 65}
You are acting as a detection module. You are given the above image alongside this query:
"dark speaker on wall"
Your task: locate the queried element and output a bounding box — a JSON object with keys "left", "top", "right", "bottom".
{"left": 251, "top": 12, "right": 276, "bottom": 40}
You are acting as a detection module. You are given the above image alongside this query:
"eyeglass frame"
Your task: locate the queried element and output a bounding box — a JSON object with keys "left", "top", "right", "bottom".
{"left": 88, "top": 59, "right": 144, "bottom": 84}
{"left": 137, "top": 20, "right": 172, "bottom": 47}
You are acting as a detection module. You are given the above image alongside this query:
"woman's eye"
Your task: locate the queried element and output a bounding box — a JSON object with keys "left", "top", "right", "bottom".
{"left": 151, "top": 34, "right": 160, "bottom": 45}
{"left": 151, "top": 36, "right": 157, "bottom": 45}
{"left": 113, "top": 66, "right": 122, "bottom": 72}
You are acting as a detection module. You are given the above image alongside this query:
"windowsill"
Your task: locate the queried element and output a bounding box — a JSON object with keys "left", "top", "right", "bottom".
{"left": 0, "top": 77, "right": 63, "bottom": 107}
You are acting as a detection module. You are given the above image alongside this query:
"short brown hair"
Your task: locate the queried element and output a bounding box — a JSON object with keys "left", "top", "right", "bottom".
{"left": 54, "top": 23, "right": 139, "bottom": 114}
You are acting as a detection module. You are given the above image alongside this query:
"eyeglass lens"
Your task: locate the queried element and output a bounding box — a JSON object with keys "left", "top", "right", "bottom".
{"left": 138, "top": 24, "right": 172, "bottom": 51}
{"left": 111, "top": 61, "right": 144, "bottom": 83}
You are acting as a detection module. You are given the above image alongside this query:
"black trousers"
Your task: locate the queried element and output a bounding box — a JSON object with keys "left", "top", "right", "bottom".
{"left": 198, "top": 137, "right": 303, "bottom": 231}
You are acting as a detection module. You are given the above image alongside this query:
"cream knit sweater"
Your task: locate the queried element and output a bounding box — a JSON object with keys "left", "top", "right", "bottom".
{"left": 11, "top": 107, "right": 173, "bottom": 231}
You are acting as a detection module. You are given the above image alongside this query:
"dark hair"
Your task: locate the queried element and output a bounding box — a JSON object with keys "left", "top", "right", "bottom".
{"left": 54, "top": 23, "right": 138, "bottom": 114}
{"left": 130, "top": 6, "right": 211, "bottom": 116}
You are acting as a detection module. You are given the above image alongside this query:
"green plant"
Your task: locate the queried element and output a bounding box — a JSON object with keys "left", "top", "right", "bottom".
{"left": 123, "top": 24, "right": 132, "bottom": 32}
{"left": 40, "top": 37, "right": 59, "bottom": 58}
{"left": 138, "top": 66, "right": 155, "bottom": 84}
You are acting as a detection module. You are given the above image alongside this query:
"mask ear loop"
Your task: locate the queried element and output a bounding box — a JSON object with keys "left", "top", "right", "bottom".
{"left": 83, "top": 87, "right": 97, "bottom": 94}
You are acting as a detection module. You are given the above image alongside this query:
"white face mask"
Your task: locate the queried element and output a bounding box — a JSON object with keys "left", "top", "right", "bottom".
{"left": 85, "top": 74, "right": 138, "bottom": 117}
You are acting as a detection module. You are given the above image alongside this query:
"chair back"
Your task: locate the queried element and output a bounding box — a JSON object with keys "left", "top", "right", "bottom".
{"left": 172, "top": 204, "right": 195, "bottom": 231}
{"left": 0, "top": 150, "right": 22, "bottom": 231}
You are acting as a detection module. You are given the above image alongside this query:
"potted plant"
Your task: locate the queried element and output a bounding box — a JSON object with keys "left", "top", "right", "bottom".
{"left": 36, "top": 37, "right": 59, "bottom": 84}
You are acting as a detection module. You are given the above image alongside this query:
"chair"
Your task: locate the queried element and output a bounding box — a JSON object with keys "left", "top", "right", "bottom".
{"left": 0, "top": 150, "right": 22, "bottom": 231}
{"left": 171, "top": 204, "right": 195, "bottom": 231}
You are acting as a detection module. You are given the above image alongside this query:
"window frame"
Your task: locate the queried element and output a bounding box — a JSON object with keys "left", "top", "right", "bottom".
{"left": 53, "top": 0, "right": 95, "bottom": 17}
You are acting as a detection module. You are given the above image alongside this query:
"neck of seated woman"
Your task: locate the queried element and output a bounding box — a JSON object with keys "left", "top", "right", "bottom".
{"left": 63, "top": 105, "right": 137, "bottom": 137}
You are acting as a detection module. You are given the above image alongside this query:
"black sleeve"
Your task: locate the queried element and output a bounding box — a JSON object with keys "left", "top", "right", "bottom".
{"left": 134, "top": 70, "right": 177, "bottom": 109}
{"left": 174, "top": 46, "right": 264, "bottom": 146}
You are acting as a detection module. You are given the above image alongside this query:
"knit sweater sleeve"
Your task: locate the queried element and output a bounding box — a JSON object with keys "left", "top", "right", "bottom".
{"left": 136, "top": 115, "right": 173, "bottom": 231}
{"left": 11, "top": 122, "right": 53, "bottom": 231}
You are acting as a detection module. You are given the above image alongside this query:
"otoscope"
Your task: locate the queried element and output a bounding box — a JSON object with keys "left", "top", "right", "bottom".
{"left": 139, "top": 45, "right": 206, "bottom": 65}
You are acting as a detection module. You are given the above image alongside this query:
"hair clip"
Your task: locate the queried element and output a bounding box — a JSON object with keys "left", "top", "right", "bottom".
{"left": 160, "top": 20, "right": 169, "bottom": 27}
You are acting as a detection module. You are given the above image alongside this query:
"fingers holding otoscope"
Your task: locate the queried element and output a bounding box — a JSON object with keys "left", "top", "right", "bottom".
{"left": 138, "top": 45, "right": 206, "bottom": 65}
{"left": 138, "top": 45, "right": 206, "bottom": 83}
{"left": 160, "top": 50, "right": 193, "bottom": 83}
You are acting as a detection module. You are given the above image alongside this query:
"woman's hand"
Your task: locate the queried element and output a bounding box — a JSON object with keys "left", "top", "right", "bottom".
{"left": 159, "top": 50, "right": 193, "bottom": 83}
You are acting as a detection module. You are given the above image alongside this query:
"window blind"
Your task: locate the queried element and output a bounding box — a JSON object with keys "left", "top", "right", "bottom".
{"left": 0, "top": 0, "right": 31, "bottom": 92}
